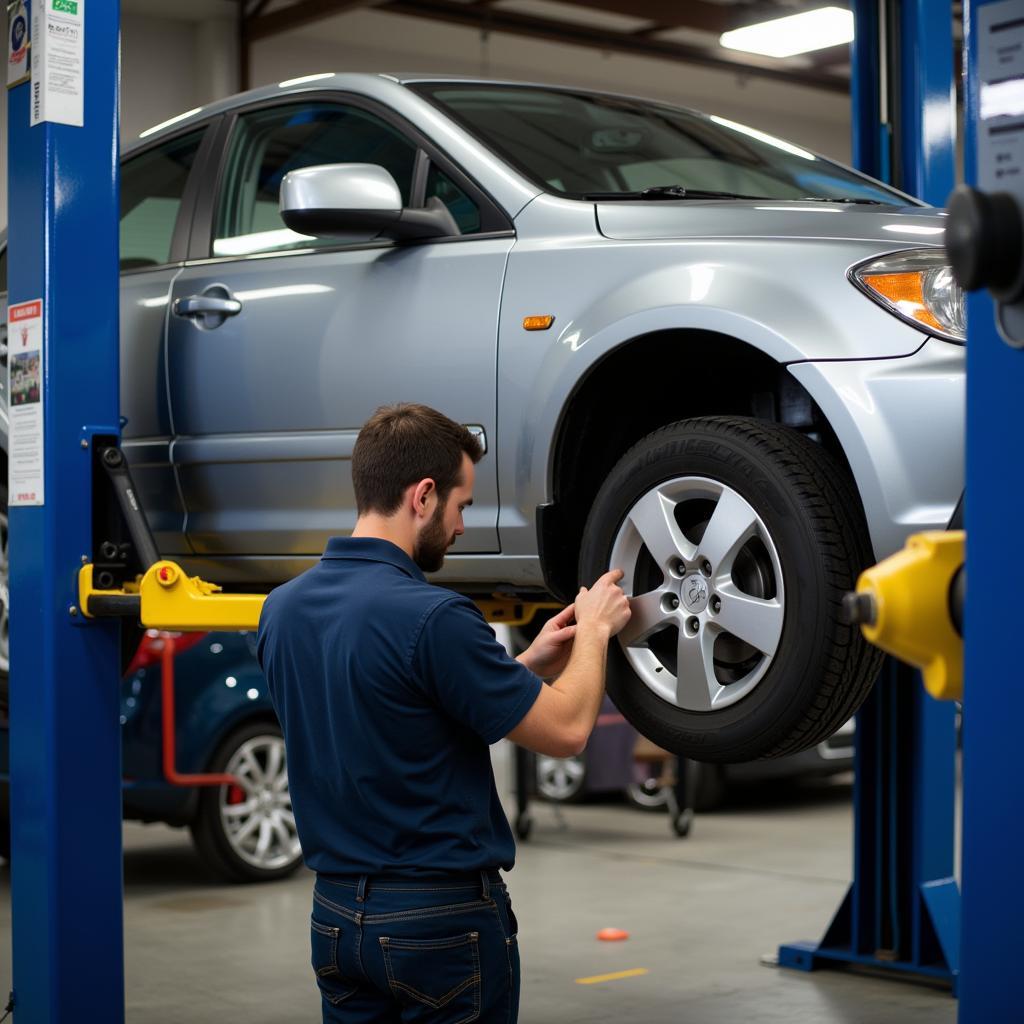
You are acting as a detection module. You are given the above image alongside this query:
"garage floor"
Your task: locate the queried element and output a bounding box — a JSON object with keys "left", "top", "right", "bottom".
{"left": 0, "top": 746, "right": 956, "bottom": 1023}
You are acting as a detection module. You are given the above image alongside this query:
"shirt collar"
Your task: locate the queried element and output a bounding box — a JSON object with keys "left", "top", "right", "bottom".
{"left": 321, "top": 536, "right": 426, "bottom": 581}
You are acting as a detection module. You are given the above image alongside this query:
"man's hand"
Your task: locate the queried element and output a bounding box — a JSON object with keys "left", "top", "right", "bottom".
{"left": 517, "top": 604, "right": 577, "bottom": 678}
{"left": 574, "top": 569, "right": 632, "bottom": 638}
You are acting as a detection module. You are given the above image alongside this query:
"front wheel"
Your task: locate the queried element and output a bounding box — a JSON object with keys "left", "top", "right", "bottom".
{"left": 190, "top": 721, "right": 303, "bottom": 883}
{"left": 580, "top": 417, "right": 882, "bottom": 763}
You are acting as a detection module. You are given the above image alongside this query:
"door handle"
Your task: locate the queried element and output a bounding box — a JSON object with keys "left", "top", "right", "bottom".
{"left": 173, "top": 295, "right": 242, "bottom": 318}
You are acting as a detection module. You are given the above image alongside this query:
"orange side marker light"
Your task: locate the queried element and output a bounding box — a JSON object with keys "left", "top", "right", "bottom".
{"left": 596, "top": 927, "right": 630, "bottom": 942}
{"left": 523, "top": 314, "right": 555, "bottom": 331}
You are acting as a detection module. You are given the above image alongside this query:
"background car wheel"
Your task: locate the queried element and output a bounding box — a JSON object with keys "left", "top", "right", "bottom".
{"left": 579, "top": 417, "right": 882, "bottom": 763}
{"left": 190, "top": 721, "right": 303, "bottom": 883}
{"left": 535, "top": 753, "right": 588, "bottom": 802}
{"left": 627, "top": 761, "right": 727, "bottom": 813}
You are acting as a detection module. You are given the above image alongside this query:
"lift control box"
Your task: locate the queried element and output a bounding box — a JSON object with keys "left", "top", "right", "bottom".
{"left": 948, "top": 0, "right": 1024, "bottom": 343}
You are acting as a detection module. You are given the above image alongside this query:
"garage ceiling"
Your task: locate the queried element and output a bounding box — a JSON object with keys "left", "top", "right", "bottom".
{"left": 236, "top": 0, "right": 854, "bottom": 93}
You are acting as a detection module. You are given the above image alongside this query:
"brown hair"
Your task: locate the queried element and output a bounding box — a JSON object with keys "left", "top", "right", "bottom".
{"left": 352, "top": 403, "right": 483, "bottom": 515}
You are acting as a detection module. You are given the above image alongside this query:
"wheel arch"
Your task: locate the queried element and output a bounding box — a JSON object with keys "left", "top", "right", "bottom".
{"left": 540, "top": 328, "right": 864, "bottom": 600}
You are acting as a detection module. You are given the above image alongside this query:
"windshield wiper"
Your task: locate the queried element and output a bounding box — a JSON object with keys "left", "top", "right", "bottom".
{"left": 582, "top": 186, "right": 774, "bottom": 201}
{"left": 800, "top": 196, "right": 888, "bottom": 205}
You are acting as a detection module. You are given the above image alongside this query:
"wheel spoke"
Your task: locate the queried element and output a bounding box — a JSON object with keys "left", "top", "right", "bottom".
{"left": 222, "top": 799, "right": 258, "bottom": 818}
{"left": 696, "top": 488, "right": 758, "bottom": 575}
{"left": 232, "top": 812, "right": 261, "bottom": 844}
{"left": 618, "top": 589, "right": 675, "bottom": 647}
{"left": 236, "top": 749, "right": 265, "bottom": 785}
{"left": 265, "top": 741, "right": 283, "bottom": 783}
{"left": 675, "top": 628, "right": 721, "bottom": 712}
{"left": 715, "top": 584, "right": 784, "bottom": 657}
{"left": 255, "top": 819, "right": 272, "bottom": 859}
{"left": 627, "top": 487, "right": 694, "bottom": 570}
{"left": 270, "top": 814, "right": 293, "bottom": 850}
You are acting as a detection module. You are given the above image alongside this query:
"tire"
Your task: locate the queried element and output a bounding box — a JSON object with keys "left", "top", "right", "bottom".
{"left": 579, "top": 417, "right": 882, "bottom": 763}
{"left": 190, "top": 721, "right": 303, "bottom": 883}
{"left": 535, "top": 753, "right": 588, "bottom": 803}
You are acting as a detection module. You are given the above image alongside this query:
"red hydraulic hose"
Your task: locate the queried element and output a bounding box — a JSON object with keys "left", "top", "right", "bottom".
{"left": 159, "top": 634, "right": 239, "bottom": 788}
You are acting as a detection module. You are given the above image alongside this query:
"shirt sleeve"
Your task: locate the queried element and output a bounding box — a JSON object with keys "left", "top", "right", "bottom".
{"left": 412, "top": 596, "right": 544, "bottom": 745}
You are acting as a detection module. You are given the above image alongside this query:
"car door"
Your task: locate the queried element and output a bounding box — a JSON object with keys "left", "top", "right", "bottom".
{"left": 165, "top": 97, "right": 512, "bottom": 576}
{"left": 120, "top": 125, "right": 215, "bottom": 555}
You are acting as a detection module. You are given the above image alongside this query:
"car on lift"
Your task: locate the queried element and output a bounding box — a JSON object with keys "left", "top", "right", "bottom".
{"left": 0, "top": 630, "right": 301, "bottom": 883}
{"left": 0, "top": 75, "right": 965, "bottom": 765}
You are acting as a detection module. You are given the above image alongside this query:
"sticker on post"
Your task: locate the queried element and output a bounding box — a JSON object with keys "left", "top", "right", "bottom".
{"left": 8, "top": 299, "right": 45, "bottom": 506}
{"left": 30, "top": 0, "right": 84, "bottom": 127}
{"left": 7, "top": 1, "right": 29, "bottom": 89}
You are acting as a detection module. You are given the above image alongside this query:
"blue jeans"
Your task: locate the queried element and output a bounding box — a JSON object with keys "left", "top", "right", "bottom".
{"left": 310, "top": 870, "right": 521, "bottom": 1023}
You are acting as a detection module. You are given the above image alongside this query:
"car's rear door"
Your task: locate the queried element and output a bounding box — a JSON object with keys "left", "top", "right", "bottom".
{"left": 165, "top": 95, "right": 512, "bottom": 580}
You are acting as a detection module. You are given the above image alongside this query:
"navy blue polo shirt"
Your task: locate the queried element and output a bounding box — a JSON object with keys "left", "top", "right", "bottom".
{"left": 256, "top": 537, "right": 543, "bottom": 877}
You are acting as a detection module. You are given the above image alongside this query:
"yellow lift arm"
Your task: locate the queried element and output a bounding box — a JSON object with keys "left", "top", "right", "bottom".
{"left": 79, "top": 560, "right": 559, "bottom": 631}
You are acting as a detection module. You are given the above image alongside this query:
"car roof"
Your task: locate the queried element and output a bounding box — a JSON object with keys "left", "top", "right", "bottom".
{"left": 122, "top": 72, "right": 706, "bottom": 155}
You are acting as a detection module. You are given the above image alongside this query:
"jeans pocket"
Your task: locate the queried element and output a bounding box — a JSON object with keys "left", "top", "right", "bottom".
{"left": 311, "top": 917, "right": 358, "bottom": 1007}
{"left": 380, "top": 931, "right": 481, "bottom": 1023}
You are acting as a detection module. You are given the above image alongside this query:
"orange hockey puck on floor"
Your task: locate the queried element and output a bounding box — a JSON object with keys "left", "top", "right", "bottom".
{"left": 596, "top": 928, "right": 630, "bottom": 942}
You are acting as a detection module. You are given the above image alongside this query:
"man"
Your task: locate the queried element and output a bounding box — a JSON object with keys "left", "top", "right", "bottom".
{"left": 257, "top": 403, "right": 630, "bottom": 1023}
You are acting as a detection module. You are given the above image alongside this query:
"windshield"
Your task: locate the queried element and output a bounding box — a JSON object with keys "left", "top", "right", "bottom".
{"left": 414, "top": 84, "right": 909, "bottom": 205}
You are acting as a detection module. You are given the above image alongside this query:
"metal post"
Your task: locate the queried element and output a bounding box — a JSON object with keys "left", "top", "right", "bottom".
{"left": 778, "top": 0, "right": 960, "bottom": 988}
{"left": 959, "top": 1, "right": 1024, "bottom": 1018}
{"left": 7, "top": 2, "right": 124, "bottom": 1020}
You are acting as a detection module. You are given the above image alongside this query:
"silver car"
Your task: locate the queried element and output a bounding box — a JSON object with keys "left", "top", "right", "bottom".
{"left": 0, "top": 75, "right": 965, "bottom": 762}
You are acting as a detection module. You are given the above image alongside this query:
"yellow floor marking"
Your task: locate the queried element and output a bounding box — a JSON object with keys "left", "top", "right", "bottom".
{"left": 574, "top": 968, "right": 649, "bottom": 985}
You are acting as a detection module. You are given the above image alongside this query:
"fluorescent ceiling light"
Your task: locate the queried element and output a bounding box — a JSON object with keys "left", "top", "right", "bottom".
{"left": 139, "top": 108, "right": 202, "bottom": 139}
{"left": 278, "top": 73, "right": 335, "bottom": 88}
{"left": 720, "top": 7, "right": 854, "bottom": 58}
{"left": 709, "top": 115, "right": 815, "bottom": 160}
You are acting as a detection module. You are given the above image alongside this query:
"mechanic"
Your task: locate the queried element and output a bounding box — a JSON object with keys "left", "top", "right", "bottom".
{"left": 256, "top": 402, "right": 631, "bottom": 1023}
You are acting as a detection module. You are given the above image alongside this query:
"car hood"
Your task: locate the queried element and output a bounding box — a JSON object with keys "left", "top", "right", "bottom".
{"left": 595, "top": 200, "right": 947, "bottom": 247}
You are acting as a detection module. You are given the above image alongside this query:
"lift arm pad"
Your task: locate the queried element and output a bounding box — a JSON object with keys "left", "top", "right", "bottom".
{"left": 855, "top": 531, "right": 964, "bottom": 701}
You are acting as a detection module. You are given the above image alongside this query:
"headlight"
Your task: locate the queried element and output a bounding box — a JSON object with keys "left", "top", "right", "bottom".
{"left": 850, "top": 249, "right": 965, "bottom": 343}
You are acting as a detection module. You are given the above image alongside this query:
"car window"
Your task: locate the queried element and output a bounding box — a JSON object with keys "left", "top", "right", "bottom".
{"left": 417, "top": 85, "right": 908, "bottom": 205}
{"left": 120, "top": 130, "right": 205, "bottom": 270}
{"left": 213, "top": 102, "right": 418, "bottom": 257}
{"left": 425, "top": 164, "right": 481, "bottom": 234}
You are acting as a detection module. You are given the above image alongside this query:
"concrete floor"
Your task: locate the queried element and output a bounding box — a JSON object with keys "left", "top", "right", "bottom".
{"left": 0, "top": 751, "right": 957, "bottom": 1023}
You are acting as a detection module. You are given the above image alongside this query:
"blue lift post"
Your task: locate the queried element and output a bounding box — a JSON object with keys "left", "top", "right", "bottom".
{"left": 778, "top": 0, "right": 961, "bottom": 987}
{"left": 7, "top": 2, "right": 125, "bottom": 1021}
{"left": 959, "top": 1, "right": 1024, "bottom": 1018}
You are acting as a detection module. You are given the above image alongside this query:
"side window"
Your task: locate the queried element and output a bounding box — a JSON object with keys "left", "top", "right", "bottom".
{"left": 425, "top": 164, "right": 481, "bottom": 234}
{"left": 214, "top": 102, "right": 418, "bottom": 258}
{"left": 120, "top": 130, "right": 205, "bottom": 270}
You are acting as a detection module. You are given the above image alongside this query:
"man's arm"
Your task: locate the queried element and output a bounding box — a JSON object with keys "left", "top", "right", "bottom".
{"left": 506, "top": 571, "right": 630, "bottom": 758}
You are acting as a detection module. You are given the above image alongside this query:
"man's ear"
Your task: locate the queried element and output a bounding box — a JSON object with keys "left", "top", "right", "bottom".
{"left": 411, "top": 478, "right": 437, "bottom": 520}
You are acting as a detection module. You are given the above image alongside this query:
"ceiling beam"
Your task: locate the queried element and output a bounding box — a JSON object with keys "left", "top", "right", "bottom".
{"left": 244, "top": 0, "right": 374, "bottom": 43}
{"left": 374, "top": 0, "right": 848, "bottom": 93}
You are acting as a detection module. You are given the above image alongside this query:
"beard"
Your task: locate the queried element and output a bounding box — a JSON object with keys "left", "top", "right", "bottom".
{"left": 413, "top": 502, "right": 456, "bottom": 573}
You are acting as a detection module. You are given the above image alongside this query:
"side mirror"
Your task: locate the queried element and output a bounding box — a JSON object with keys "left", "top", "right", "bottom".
{"left": 279, "top": 164, "right": 458, "bottom": 242}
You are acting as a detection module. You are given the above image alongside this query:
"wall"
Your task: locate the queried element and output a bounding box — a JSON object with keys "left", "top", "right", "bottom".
{"left": 0, "top": 8, "right": 853, "bottom": 229}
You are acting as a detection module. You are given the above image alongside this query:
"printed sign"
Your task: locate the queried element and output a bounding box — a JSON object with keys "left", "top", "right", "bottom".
{"left": 7, "top": 0, "right": 29, "bottom": 88}
{"left": 8, "top": 299, "right": 45, "bottom": 506}
{"left": 30, "top": 0, "right": 83, "bottom": 126}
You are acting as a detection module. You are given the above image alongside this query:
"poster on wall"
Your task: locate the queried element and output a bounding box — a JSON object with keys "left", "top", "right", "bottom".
{"left": 7, "top": 0, "right": 29, "bottom": 88}
{"left": 8, "top": 299, "right": 45, "bottom": 506}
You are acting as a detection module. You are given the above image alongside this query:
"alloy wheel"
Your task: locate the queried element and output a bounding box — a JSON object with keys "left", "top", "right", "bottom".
{"left": 218, "top": 734, "right": 300, "bottom": 872}
{"left": 610, "top": 476, "right": 784, "bottom": 712}
{"left": 535, "top": 754, "right": 586, "bottom": 801}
